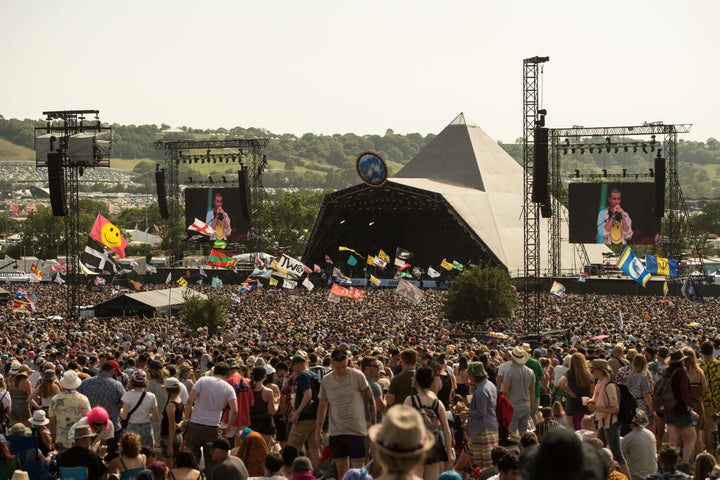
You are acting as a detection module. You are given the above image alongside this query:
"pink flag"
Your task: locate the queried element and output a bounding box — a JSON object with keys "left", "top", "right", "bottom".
{"left": 90, "top": 214, "right": 128, "bottom": 258}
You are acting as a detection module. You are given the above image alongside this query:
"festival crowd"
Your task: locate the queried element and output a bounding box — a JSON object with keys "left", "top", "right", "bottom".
{"left": 0, "top": 281, "right": 719, "bottom": 479}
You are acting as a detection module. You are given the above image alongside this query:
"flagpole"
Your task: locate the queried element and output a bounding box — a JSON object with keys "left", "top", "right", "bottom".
{"left": 168, "top": 272, "right": 172, "bottom": 322}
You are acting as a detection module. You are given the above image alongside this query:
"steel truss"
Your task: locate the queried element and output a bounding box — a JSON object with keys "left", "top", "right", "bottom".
{"left": 35, "top": 110, "right": 112, "bottom": 319}
{"left": 522, "top": 56, "right": 548, "bottom": 336}
{"left": 153, "top": 138, "right": 269, "bottom": 263}
{"left": 546, "top": 123, "right": 698, "bottom": 275}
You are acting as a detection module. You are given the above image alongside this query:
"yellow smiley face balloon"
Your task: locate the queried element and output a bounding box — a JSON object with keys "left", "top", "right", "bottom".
{"left": 101, "top": 221, "right": 123, "bottom": 248}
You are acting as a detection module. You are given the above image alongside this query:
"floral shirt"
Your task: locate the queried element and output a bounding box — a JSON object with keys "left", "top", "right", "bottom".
{"left": 48, "top": 390, "right": 91, "bottom": 448}
{"left": 699, "top": 357, "right": 720, "bottom": 412}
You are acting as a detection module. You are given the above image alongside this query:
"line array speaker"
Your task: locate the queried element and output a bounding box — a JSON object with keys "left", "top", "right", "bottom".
{"left": 238, "top": 167, "right": 251, "bottom": 220}
{"left": 654, "top": 156, "right": 665, "bottom": 217}
{"left": 47, "top": 152, "right": 67, "bottom": 216}
{"left": 532, "top": 127, "right": 549, "bottom": 204}
{"left": 156, "top": 169, "right": 169, "bottom": 219}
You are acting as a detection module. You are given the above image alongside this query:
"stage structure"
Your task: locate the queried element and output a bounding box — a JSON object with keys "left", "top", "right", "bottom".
{"left": 547, "top": 123, "right": 697, "bottom": 274}
{"left": 153, "top": 138, "right": 269, "bottom": 264}
{"left": 35, "top": 109, "right": 112, "bottom": 319}
{"left": 522, "top": 56, "right": 549, "bottom": 334}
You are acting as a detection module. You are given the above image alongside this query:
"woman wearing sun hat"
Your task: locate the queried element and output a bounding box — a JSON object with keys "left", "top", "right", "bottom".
{"left": 120, "top": 369, "right": 158, "bottom": 449}
{"left": 663, "top": 350, "right": 699, "bottom": 467}
{"left": 586, "top": 358, "right": 630, "bottom": 479}
{"left": 8, "top": 364, "right": 32, "bottom": 427}
{"left": 29, "top": 410, "right": 53, "bottom": 457}
{"left": 368, "top": 405, "right": 434, "bottom": 480}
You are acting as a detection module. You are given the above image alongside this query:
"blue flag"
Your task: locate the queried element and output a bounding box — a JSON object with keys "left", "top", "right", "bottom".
{"left": 645, "top": 254, "right": 679, "bottom": 277}
{"left": 617, "top": 247, "right": 651, "bottom": 287}
{"left": 347, "top": 255, "right": 358, "bottom": 267}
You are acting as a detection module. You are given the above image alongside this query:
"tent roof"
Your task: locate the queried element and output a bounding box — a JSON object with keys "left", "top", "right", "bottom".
{"left": 93, "top": 286, "right": 207, "bottom": 317}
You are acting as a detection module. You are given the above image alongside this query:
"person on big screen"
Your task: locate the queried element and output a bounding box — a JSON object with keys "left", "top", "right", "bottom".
{"left": 597, "top": 188, "right": 633, "bottom": 244}
{"left": 206, "top": 191, "right": 232, "bottom": 241}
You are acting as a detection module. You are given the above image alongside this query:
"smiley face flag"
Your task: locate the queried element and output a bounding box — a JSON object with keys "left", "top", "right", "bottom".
{"left": 90, "top": 214, "right": 128, "bottom": 258}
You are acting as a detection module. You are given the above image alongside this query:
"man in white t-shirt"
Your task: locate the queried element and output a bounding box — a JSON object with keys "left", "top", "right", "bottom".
{"left": 184, "top": 362, "right": 237, "bottom": 480}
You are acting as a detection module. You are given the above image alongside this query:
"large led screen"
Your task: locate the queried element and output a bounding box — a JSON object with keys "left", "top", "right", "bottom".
{"left": 184, "top": 187, "right": 251, "bottom": 241}
{"left": 568, "top": 182, "right": 661, "bottom": 245}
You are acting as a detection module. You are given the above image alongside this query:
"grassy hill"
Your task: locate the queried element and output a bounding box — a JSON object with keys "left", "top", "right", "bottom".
{"left": 0, "top": 138, "right": 34, "bottom": 161}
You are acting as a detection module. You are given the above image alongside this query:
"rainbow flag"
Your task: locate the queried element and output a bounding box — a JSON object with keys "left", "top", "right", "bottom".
{"left": 207, "top": 249, "right": 235, "bottom": 269}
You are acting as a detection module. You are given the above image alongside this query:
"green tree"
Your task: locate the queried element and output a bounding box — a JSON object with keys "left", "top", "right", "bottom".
{"left": 257, "top": 190, "right": 325, "bottom": 255}
{"left": 442, "top": 265, "right": 518, "bottom": 327}
{"left": 19, "top": 207, "right": 66, "bottom": 259}
{"left": 180, "top": 292, "right": 228, "bottom": 336}
{"left": 692, "top": 201, "right": 720, "bottom": 235}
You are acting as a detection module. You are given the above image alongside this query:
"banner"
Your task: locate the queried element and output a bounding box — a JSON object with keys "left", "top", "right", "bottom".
{"left": 278, "top": 254, "right": 310, "bottom": 277}
{"left": 378, "top": 250, "right": 390, "bottom": 263}
{"left": 330, "top": 283, "right": 353, "bottom": 298}
{"left": 282, "top": 279, "right": 297, "bottom": 289}
{"left": 373, "top": 257, "right": 387, "bottom": 269}
{"left": 644, "top": 254, "right": 678, "bottom": 277}
{"left": 550, "top": 281, "right": 566, "bottom": 297}
{"left": 369, "top": 275, "right": 381, "bottom": 287}
{"left": 207, "top": 249, "right": 235, "bottom": 269}
{"left": 347, "top": 255, "right": 358, "bottom": 267}
{"left": 617, "top": 246, "right": 651, "bottom": 287}
{"left": 188, "top": 218, "right": 215, "bottom": 237}
{"left": 440, "top": 258, "right": 454, "bottom": 271}
{"left": 427, "top": 266, "right": 441, "bottom": 278}
{"left": 396, "top": 278, "right": 424, "bottom": 305}
{"left": 302, "top": 277, "right": 315, "bottom": 291}
{"left": 82, "top": 237, "right": 123, "bottom": 275}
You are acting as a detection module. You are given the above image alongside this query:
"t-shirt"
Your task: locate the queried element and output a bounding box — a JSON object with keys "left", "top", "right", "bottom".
{"left": 213, "top": 455, "right": 249, "bottom": 480}
{"left": 121, "top": 390, "right": 158, "bottom": 424}
{"left": 387, "top": 369, "right": 415, "bottom": 405}
{"left": 57, "top": 445, "right": 108, "bottom": 480}
{"left": 319, "top": 368, "right": 370, "bottom": 436}
{"left": 503, "top": 364, "right": 535, "bottom": 406}
{"left": 48, "top": 390, "right": 91, "bottom": 449}
{"left": 190, "top": 375, "right": 237, "bottom": 427}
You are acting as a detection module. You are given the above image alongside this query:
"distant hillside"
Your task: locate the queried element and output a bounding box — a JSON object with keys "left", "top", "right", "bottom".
{"left": 0, "top": 138, "right": 34, "bottom": 161}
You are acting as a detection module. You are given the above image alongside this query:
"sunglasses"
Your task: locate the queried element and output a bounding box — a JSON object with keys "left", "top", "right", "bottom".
{"left": 332, "top": 355, "right": 347, "bottom": 362}
{"left": 92, "top": 422, "right": 106, "bottom": 428}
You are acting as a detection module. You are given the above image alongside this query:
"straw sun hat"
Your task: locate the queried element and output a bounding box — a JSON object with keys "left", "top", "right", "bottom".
{"left": 368, "top": 405, "right": 434, "bottom": 457}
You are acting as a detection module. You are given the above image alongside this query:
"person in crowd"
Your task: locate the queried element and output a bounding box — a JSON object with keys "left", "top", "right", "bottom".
{"left": 556, "top": 352, "right": 593, "bottom": 430}
{"left": 386, "top": 349, "right": 418, "bottom": 407}
{"left": 8, "top": 364, "right": 32, "bottom": 427}
{"left": 368, "top": 405, "right": 434, "bottom": 480}
{"left": 56, "top": 424, "right": 108, "bottom": 480}
{"left": 287, "top": 354, "right": 321, "bottom": 469}
{"left": 476, "top": 446, "right": 510, "bottom": 480}
{"left": 693, "top": 452, "right": 716, "bottom": 480}
{"left": 625, "top": 354, "right": 654, "bottom": 435}
{"left": 519, "top": 427, "right": 609, "bottom": 480}
{"left": 535, "top": 406, "right": 561, "bottom": 442}
{"left": 77, "top": 359, "right": 125, "bottom": 460}
{"left": 289, "top": 456, "right": 315, "bottom": 480}
{"left": 28, "top": 410, "right": 53, "bottom": 458}
{"left": 106, "top": 431, "right": 147, "bottom": 480}
{"left": 183, "top": 362, "right": 238, "bottom": 479}
{"left": 403, "top": 363, "right": 453, "bottom": 480}
{"left": 587, "top": 358, "right": 631, "bottom": 479}
{"left": 210, "top": 438, "right": 249, "bottom": 480}
{"left": 223, "top": 362, "right": 253, "bottom": 449}
{"left": 646, "top": 445, "right": 691, "bottom": 480}
{"left": 28, "top": 367, "right": 59, "bottom": 413}
{"left": 700, "top": 340, "right": 720, "bottom": 458}
{"left": 168, "top": 449, "right": 202, "bottom": 480}
{"left": 68, "top": 406, "right": 116, "bottom": 458}
{"left": 147, "top": 360, "right": 169, "bottom": 449}
{"left": 235, "top": 427, "right": 270, "bottom": 478}
{"left": 501, "top": 346, "right": 535, "bottom": 437}
{"left": 159, "top": 376, "right": 183, "bottom": 466}
{"left": 249, "top": 366, "right": 278, "bottom": 449}
{"left": 454, "top": 356, "right": 470, "bottom": 398}
{"left": 620, "top": 409, "right": 657, "bottom": 480}
{"left": 682, "top": 347, "right": 707, "bottom": 456}
{"left": 49, "top": 370, "right": 91, "bottom": 450}
{"left": 120, "top": 369, "right": 158, "bottom": 449}
{"left": 663, "top": 350, "right": 699, "bottom": 468}
{"left": 314, "top": 348, "right": 375, "bottom": 480}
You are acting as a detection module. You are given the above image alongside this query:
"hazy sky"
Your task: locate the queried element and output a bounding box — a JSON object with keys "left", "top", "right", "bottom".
{"left": 1, "top": 1, "right": 718, "bottom": 143}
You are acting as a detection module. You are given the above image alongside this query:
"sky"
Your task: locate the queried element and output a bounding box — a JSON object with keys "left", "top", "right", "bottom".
{"left": 1, "top": 1, "right": 718, "bottom": 144}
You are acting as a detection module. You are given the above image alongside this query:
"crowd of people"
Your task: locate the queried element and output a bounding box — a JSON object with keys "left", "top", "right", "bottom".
{"left": 0, "top": 281, "right": 719, "bottom": 479}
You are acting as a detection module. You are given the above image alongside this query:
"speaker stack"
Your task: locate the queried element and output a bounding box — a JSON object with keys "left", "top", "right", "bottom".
{"left": 47, "top": 152, "right": 67, "bottom": 216}
{"left": 156, "top": 169, "right": 169, "bottom": 219}
{"left": 654, "top": 156, "right": 665, "bottom": 217}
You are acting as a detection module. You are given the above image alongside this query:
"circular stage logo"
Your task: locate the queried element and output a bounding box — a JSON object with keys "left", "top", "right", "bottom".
{"left": 355, "top": 151, "right": 388, "bottom": 187}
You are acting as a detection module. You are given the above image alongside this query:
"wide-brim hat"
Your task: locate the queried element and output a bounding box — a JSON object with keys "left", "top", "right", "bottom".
{"left": 368, "top": 405, "right": 434, "bottom": 458}
{"left": 30, "top": 409, "right": 50, "bottom": 426}
{"left": 8, "top": 362, "right": 20, "bottom": 375}
{"left": 467, "top": 361, "right": 487, "bottom": 378}
{"left": 668, "top": 350, "right": 687, "bottom": 364}
{"left": 59, "top": 370, "right": 82, "bottom": 390}
{"left": 74, "top": 424, "right": 97, "bottom": 439}
{"left": 511, "top": 346, "right": 529, "bottom": 365}
{"left": 631, "top": 408, "right": 649, "bottom": 427}
{"left": 162, "top": 377, "right": 181, "bottom": 389}
{"left": 589, "top": 359, "right": 611, "bottom": 375}
{"left": 11, "top": 471, "right": 29, "bottom": 480}
{"left": 8, "top": 423, "right": 31, "bottom": 436}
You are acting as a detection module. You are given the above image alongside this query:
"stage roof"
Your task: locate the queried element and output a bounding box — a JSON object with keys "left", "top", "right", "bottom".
{"left": 93, "top": 286, "right": 207, "bottom": 318}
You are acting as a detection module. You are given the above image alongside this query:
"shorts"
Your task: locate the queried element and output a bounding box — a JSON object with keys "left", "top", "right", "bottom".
{"left": 288, "top": 419, "right": 319, "bottom": 450}
{"left": 160, "top": 433, "right": 182, "bottom": 454}
{"left": 329, "top": 434, "right": 366, "bottom": 462}
{"left": 665, "top": 409, "right": 693, "bottom": 429}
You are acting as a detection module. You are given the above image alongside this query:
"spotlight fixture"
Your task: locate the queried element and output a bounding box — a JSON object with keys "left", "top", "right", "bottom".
{"left": 580, "top": 147, "right": 585, "bottom": 154}
{"left": 602, "top": 169, "right": 607, "bottom": 177}
{"left": 622, "top": 169, "right": 627, "bottom": 177}
{"left": 642, "top": 143, "right": 648, "bottom": 154}
{"left": 188, "top": 177, "right": 193, "bottom": 184}
{"left": 614, "top": 147, "right": 620, "bottom": 154}
{"left": 633, "top": 146, "right": 638, "bottom": 153}
{"left": 606, "top": 137, "right": 611, "bottom": 153}
{"left": 221, "top": 176, "right": 227, "bottom": 183}
{"left": 208, "top": 176, "right": 214, "bottom": 183}
{"left": 624, "top": 146, "right": 629, "bottom": 152}
{"left": 589, "top": 147, "right": 594, "bottom": 154}
{"left": 649, "top": 168, "right": 654, "bottom": 177}
{"left": 571, "top": 147, "right": 576, "bottom": 154}
{"left": 368, "top": 221, "right": 375, "bottom": 226}
{"left": 574, "top": 169, "right": 580, "bottom": 178}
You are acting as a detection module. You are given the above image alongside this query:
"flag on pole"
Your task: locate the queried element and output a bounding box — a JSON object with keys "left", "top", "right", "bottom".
{"left": 373, "top": 257, "right": 387, "bottom": 269}
{"left": 30, "top": 264, "right": 43, "bottom": 281}
{"left": 618, "top": 310, "right": 624, "bottom": 331}
{"left": 207, "top": 249, "right": 235, "bottom": 268}
{"left": 146, "top": 263, "right": 157, "bottom": 273}
{"left": 347, "top": 255, "right": 358, "bottom": 267}
{"left": 198, "top": 266, "right": 207, "bottom": 277}
{"left": 663, "top": 281, "right": 669, "bottom": 296}
{"left": 211, "top": 277, "right": 223, "bottom": 288}
{"left": 165, "top": 272, "right": 172, "bottom": 284}
{"left": 440, "top": 258, "right": 454, "bottom": 271}
{"left": 269, "top": 277, "right": 278, "bottom": 287}
{"left": 302, "top": 277, "right": 315, "bottom": 291}
{"left": 395, "top": 278, "right": 424, "bottom": 305}
{"left": 369, "top": 275, "right": 381, "bottom": 287}
{"left": 550, "top": 281, "right": 566, "bottom": 297}
{"left": 395, "top": 247, "right": 413, "bottom": 263}
{"left": 378, "top": 250, "right": 390, "bottom": 263}
{"left": 645, "top": 254, "right": 679, "bottom": 277}
{"left": 255, "top": 255, "right": 263, "bottom": 267}
{"left": 325, "top": 255, "right": 333, "bottom": 264}
{"left": 176, "top": 277, "right": 188, "bottom": 287}
{"left": 90, "top": 213, "right": 128, "bottom": 258}
{"left": 452, "top": 260, "right": 464, "bottom": 271}
{"left": 681, "top": 276, "right": 703, "bottom": 304}
{"left": 330, "top": 283, "right": 353, "bottom": 298}
{"left": 213, "top": 239, "right": 227, "bottom": 249}
{"left": 188, "top": 218, "right": 215, "bottom": 237}
{"left": 339, "top": 246, "right": 361, "bottom": 256}
{"left": 54, "top": 274, "right": 65, "bottom": 285}
{"left": 427, "top": 266, "right": 441, "bottom": 278}
{"left": 313, "top": 264, "right": 322, "bottom": 273}
{"left": 283, "top": 279, "right": 297, "bottom": 289}
{"left": 617, "top": 246, "right": 651, "bottom": 287}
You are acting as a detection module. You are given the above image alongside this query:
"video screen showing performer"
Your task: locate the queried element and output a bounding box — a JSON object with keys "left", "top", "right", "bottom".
{"left": 568, "top": 182, "right": 661, "bottom": 245}
{"left": 184, "top": 187, "right": 251, "bottom": 241}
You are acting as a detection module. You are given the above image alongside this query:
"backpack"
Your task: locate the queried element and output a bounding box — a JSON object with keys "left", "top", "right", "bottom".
{"left": 603, "top": 381, "right": 637, "bottom": 425}
{"left": 652, "top": 369, "right": 679, "bottom": 414}
{"left": 496, "top": 392, "right": 514, "bottom": 429}
{"left": 0, "top": 391, "right": 7, "bottom": 433}
{"left": 298, "top": 371, "right": 322, "bottom": 421}
{"left": 410, "top": 394, "right": 441, "bottom": 433}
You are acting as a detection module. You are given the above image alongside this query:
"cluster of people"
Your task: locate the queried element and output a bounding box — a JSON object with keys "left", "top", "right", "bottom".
{"left": 0, "top": 282, "right": 719, "bottom": 479}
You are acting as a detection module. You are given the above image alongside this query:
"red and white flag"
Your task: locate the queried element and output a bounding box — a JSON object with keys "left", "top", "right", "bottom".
{"left": 188, "top": 218, "right": 215, "bottom": 237}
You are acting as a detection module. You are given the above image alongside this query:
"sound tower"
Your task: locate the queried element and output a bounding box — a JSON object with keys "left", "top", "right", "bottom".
{"left": 532, "top": 126, "right": 549, "bottom": 204}
{"left": 540, "top": 202, "right": 552, "bottom": 218}
{"left": 654, "top": 156, "right": 666, "bottom": 217}
{"left": 238, "top": 167, "right": 251, "bottom": 220}
{"left": 47, "top": 152, "right": 67, "bottom": 216}
{"left": 155, "top": 169, "right": 169, "bottom": 219}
